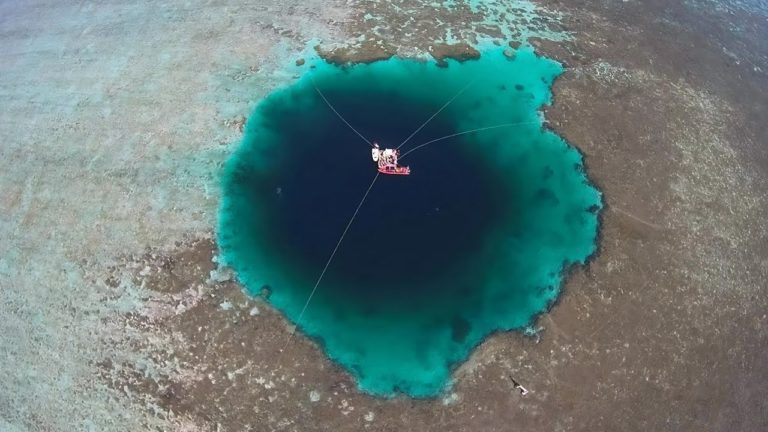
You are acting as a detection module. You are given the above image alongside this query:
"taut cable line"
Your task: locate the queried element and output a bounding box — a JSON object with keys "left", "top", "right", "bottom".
{"left": 279, "top": 172, "right": 381, "bottom": 355}
{"left": 400, "top": 121, "right": 541, "bottom": 159}
{"left": 396, "top": 79, "right": 476, "bottom": 150}
{"left": 312, "top": 78, "right": 374, "bottom": 147}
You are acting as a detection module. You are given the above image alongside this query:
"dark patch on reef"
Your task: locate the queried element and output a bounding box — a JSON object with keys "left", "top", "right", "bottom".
{"left": 106, "top": 238, "right": 217, "bottom": 295}
{"left": 451, "top": 316, "right": 472, "bottom": 343}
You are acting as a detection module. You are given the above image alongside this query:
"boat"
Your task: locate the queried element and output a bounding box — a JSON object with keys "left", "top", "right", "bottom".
{"left": 378, "top": 165, "right": 411, "bottom": 175}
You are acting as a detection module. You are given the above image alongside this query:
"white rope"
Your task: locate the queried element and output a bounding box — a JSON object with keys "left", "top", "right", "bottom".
{"left": 400, "top": 121, "right": 541, "bottom": 159}
{"left": 280, "top": 172, "right": 381, "bottom": 353}
{"left": 396, "top": 79, "right": 475, "bottom": 150}
{"left": 313, "top": 80, "right": 373, "bottom": 147}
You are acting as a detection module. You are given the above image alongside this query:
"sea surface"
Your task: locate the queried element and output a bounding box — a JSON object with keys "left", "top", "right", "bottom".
{"left": 218, "top": 47, "right": 602, "bottom": 397}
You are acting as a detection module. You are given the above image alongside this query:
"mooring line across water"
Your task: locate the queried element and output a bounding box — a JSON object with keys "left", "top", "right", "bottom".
{"left": 279, "top": 172, "right": 381, "bottom": 355}
{"left": 396, "top": 78, "right": 476, "bottom": 151}
{"left": 400, "top": 121, "right": 542, "bottom": 159}
{"left": 312, "top": 78, "right": 374, "bottom": 147}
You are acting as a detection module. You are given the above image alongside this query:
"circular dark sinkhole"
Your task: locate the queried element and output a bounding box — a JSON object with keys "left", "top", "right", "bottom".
{"left": 262, "top": 93, "right": 507, "bottom": 303}
{"left": 218, "top": 48, "right": 603, "bottom": 397}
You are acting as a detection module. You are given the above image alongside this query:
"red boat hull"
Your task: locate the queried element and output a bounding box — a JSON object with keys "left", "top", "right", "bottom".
{"left": 378, "top": 166, "right": 411, "bottom": 175}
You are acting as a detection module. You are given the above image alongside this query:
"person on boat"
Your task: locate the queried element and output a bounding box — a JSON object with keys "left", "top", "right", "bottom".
{"left": 383, "top": 148, "right": 397, "bottom": 169}
{"left": 372, "top": 145, "right": 397, "bottom": 169}
{"left": 371, "top": 142, "right": 410, "bottom": 175}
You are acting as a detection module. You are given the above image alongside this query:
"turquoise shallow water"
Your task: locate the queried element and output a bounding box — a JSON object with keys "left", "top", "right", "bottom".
{"left": 218, "top": 47, "right": 602, "bottom": 397}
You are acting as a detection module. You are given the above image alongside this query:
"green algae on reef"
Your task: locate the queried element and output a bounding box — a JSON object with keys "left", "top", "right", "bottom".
{"left": 217, "top": 47, "right": 602, "bottom": 397}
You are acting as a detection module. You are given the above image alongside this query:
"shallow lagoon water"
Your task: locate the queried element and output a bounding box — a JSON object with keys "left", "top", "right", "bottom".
{"left": 218, "top": 48, "right": 602, "bottom": 397}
